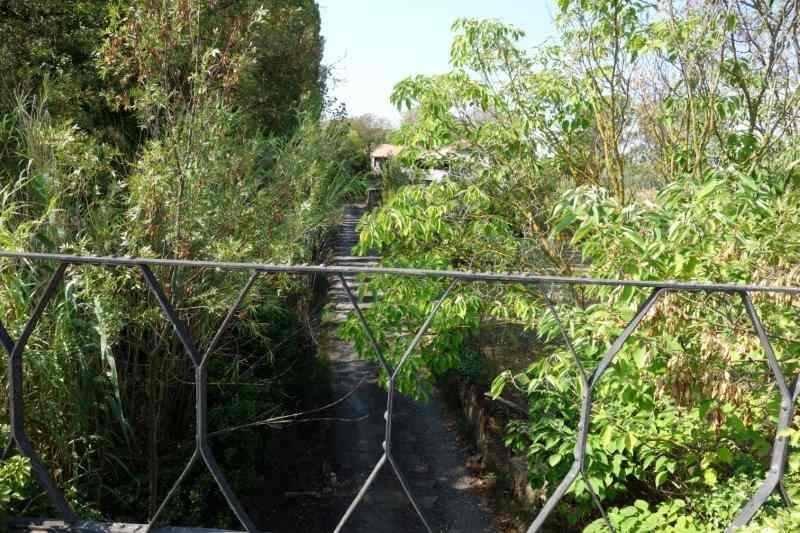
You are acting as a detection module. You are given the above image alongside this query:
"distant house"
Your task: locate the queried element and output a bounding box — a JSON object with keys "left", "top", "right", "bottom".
{"left": 370, "top": 144, "right": 403, "bottom": 174}
{"left": 370, "top": 142, "right": 472, "bottom": 183}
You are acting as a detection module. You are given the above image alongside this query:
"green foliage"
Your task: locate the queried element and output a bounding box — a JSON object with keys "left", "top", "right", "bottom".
{"left": 585, "top": 500, "right": 702, "bottom": 533}
{"left": 3, "top": 0, "right": 800, "bottom": 530}
{"left": 0, "top": 1, "right": 139, "bottom": 169}
{"left": 0, "top": 456, "right": 32, "bottom": 521}
{"left": 553, "top": 168, "right": 800, "bottom": 286}
{"left": 356, "top": 181, "right": 521, "bottom": 270}
{"left": 0, "top": 449, "right": 102, "bottom": 520}
{"left": 742, "top": 507, "right": 800, "bottom": 533}
{"left": 340, "top": 180, "right": 525, "bottom": 398}
{"left": 485, "top": 167, "right": 800, "bottom": 527}
{"left": 264, "top": 115, "right": 369, "bottom": 261}
{"left": 0, "top": 1, "right": 110, "bottom": 115}
{"left": 585, "top": 473, "right": 800, "bottom": 532}
{"left": 0, "top": 0, "right": 360, "bottom": 523}
{"left": 347, "top": 114, "right": 394, "bottom": 151}
{"left": 355, "top": 6, "right": 800, "bottom": 529}
{"left": 374, "top": 156, "right": 413, "bottom": 196}
{"left": 0, "top": 97, "right": 360, "bottom": 516}
{"left": 233, "top": 0, "right": 326, "bottom": 135}
{"left": 99, "top": 0, "right": 324, "bottom": 137}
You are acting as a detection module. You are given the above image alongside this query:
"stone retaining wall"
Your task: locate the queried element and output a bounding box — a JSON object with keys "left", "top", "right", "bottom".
{"left": 441, "top": 376, "right": 539, "bottom": 507}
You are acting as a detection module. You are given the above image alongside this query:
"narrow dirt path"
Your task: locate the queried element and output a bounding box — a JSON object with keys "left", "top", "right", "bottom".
{"left": 321, "top": 204, "right": 493, "bottom": 533}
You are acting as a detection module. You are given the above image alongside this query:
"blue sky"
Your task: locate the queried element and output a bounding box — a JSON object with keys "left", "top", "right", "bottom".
{"left": 318, "top": 1, "right": 557, "bottom": 123}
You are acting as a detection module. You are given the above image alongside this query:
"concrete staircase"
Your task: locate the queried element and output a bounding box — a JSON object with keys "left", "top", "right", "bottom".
{"left": 327, "top": 205, "right": 380, "bottom": 323}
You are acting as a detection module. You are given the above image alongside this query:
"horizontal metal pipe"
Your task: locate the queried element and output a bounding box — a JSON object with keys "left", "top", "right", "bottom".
{"left": 2, "top": 250, "right": 800, "bottom": 294}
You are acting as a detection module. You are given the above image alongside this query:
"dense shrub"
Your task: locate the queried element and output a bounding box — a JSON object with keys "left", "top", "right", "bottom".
{"left": 343, "top": 4, "right": 800, "bottom": 530}
{"left": 0, "top": 0, "right": 364, "bottom": 523}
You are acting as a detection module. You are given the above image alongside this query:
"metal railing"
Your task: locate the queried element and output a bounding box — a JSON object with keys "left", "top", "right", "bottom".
{"left": 1, "top": 250, "right": 799, "bottom": 532}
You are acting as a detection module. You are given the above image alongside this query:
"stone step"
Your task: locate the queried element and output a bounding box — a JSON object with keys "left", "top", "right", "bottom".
{"left": 334, "top": 265, "right": 378, "bottom": 271}
{"left": 330, "top": 281, "right": 371, "bottom": 290}
{"left": 334, "top": 264, "right": 378, "bottom": 269}
{"left": 334, "top": 301, "right": 375, "bottom": 311}
{"left": 328, "top": 282, "right": 375, "bottom": 292}
{"left": 329, "top": 278, "right": 365, "bottom": 287}
{"left": 331, "top": 272, "right": 366, "bottom": 279}
{"left": 329, "top": 272, "right": 369, "bottom": 279}
{"left": 329, "top": 289, "right": 372, "bottom": 297}
{"left": 336, "top": 257, "right": 376, "bottom": 261}
{"left": 329, "top": 287, "right": 372, "bottom": 297}
{"left": 328, "top": 293, "right": 376, "bottom": 304}
{"left": 334, "top": 256, "right": 380, "bottom": 262}
{"left": 329, "top": 205, "right": 379, "bottom": 323}
{"left": 329, "top": 311, "right": 382, "bottom": 322}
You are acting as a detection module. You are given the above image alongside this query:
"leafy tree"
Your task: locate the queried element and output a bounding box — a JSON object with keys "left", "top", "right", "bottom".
{"left": 0, "top": 0, "right": 364, "bottom": 523}
{"left": 348, "top": 113, "right": 394, "bottom": 149}
{"left": 99, "top": 0, "right": 325, "bottom": 138}
{"left": 555, "top": 0, "right": 650, "bottom": 202}
{"left": 236, "top": 0, "right": 326, "bottom": 135}
{"left": 493, "top": 166, "right": 800, "bottom": 527}
{"left": 0, "top": 1, "right": 138, "bottom": 172}
{"left": 348, "top": 3, "right": 800, "bottom": 530}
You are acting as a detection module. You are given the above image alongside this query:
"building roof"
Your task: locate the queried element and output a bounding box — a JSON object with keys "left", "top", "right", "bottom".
{"left": 371, "top": 144, "right": 404, "bottom": 159}
{"left": 435, "top": 140, "right": 472, "bottom": 156}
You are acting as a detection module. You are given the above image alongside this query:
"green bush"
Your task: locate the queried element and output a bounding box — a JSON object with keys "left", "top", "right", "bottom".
{"left": 0, "top": 0, "right": 363, "bottom": 523}
{"left": 492, "top": 166, "right": 800, "bottom": 527}
{"left": 348, "top": 163, "right": 800, "bottom": 528}
{"left": 0, "top": 456, "right": 32, "bottom": 521}
{"left": 584, "top": 500, "right": 702, "bottom": 533}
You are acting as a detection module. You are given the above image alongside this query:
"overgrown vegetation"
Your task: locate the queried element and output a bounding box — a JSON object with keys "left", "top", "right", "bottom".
{"left": 0, "top": 0, "right": 367, "bottom": 525}
{"left": 5, "top": 1, "right": 800, "bottom": 530}
{"left": 343, "top": 1, "right": 800, "bottom": 530}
